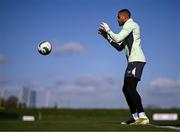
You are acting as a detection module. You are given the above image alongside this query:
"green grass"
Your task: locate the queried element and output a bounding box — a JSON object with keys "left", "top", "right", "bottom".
{"left": 0, "top": 108, "right": 179, "bottom": 131}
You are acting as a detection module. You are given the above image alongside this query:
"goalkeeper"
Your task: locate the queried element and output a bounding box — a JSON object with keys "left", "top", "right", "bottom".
{"left": 98, "top": 9, "right": 149, "bottom": 125}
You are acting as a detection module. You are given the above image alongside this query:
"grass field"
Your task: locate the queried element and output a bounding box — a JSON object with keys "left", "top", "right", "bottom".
{"left": 0, "top": 108, "right": 180, "bottom": 131}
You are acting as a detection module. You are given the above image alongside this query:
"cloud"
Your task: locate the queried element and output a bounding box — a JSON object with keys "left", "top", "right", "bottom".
{"left": 148, "top": 77, "right": 180, "bottom": 94}
{"left": 73, "top": 75, "right": 103, "bottom": 88}
{"left": 54, "top": 77, "right": 67, "bottom": 86}
{"left": 77, "top": 75, "right": 119, "bottom": 86}
{"left": 4, "top": 74, "right": 180, "bottom": 108}
{"left": 53, "top": 42, "right": 86, "bottom": 55}
{"left": 23, "top": 77, "right": 180, "bottom": 108}
{"left": 53, "top": 75, "right": 121, "bottom": 93}
{"left": 38, "top": 74, "right": 125, "bottom": 108}
{"left": 49, "top": 75, "right": 125, "bottom": 108}
{"left": 150, "top": 77, "right": 180, "bottom": 88}
{"left": 22, "top": 79, "right": 37, "bottom": 90}
{"left": 139, "top": 77, "right": 180, "bottom": 108}
{"left": 0, "top": 54, "right": 8, "bottom": 64}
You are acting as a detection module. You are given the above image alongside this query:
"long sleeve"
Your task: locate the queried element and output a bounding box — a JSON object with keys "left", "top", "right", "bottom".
{"left": 104, "top": 18, "right": 146, "bottom": 62}
{"left": 106, "top": 34, "right": 124, "bottom": 51}
{"left": 108, "top": 23, "right": 133, "bottom": 43}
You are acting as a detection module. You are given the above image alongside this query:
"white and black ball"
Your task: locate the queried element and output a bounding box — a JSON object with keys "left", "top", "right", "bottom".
{"left": 38, "top": 41, "right": 52, "bottom": 55}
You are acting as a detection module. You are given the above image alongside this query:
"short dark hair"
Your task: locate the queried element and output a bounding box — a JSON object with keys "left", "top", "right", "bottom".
{"left": 118, "top": 9, "right": 131, "bottom": 18}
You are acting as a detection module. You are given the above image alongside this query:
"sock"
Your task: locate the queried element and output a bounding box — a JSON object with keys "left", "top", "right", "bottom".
{"left": 139, "top": 112, "right": 147, "bottom": 118}
{"left": 132, "top": 113, "right": 139, "bottom": 120}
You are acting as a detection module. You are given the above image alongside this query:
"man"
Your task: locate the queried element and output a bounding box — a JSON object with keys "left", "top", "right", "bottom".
{"left": 98, "top": 9, "right": 149, "bottom": 125}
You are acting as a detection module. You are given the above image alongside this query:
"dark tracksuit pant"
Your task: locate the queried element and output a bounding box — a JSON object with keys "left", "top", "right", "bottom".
{"left": 123, "top": 62, "right": 145, "bottom": 114}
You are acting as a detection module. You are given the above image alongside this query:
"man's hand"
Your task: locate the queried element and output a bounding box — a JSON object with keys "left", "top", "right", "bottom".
{"left": 98, "top": 28, "right": 108, "bottom": 39}
{"left": 100, "top": 22, "right": 111, "bottom": 33}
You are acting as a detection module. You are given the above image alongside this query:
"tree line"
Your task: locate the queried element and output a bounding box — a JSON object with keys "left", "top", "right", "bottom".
{"left": 0, "top": 96, "right": 26, "bottom": 109}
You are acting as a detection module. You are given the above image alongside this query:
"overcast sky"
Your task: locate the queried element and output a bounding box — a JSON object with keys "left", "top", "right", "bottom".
{"left": 0, "top": 0, "right": 180, "bottom": 108}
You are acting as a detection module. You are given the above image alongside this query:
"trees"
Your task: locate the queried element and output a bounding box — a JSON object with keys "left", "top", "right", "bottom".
{"left": 5, "top": 96, "right": 19, "bottom": 109}
{"left": 0, "top": 97, "right": 5, "bottom": 109}
{"left": 0, "top": 96, "right": 27, "bottom": 109}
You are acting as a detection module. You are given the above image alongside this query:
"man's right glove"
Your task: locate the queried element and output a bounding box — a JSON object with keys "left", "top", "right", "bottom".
{"left": 100, "top": 22, "right": 111, "bottom": 33}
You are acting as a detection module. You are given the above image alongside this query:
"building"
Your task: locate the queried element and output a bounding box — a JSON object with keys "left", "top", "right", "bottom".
{"left": 21, "top": 87, "right": 36, "bottom": 108}
{"left": 29, "top": 90, "right": 36, "bottom": 108}
{"left": 21, "top": 86, "right": 30, "bottom": 107}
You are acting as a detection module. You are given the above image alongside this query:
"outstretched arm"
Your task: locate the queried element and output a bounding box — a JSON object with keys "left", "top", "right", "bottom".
{"left": 98, "top": 29, "right": 124, "bottom": 51}
{"left": 100, "top": 22, "right": 133, "bottom": 43}
{"left": 108, "top": 26, "right": 132, "bottom": 43}
{"left": 109, "top": 41, "right": 124, "bottom": 51}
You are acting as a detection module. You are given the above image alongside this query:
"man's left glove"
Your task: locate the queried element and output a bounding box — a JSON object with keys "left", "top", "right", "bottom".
{"left": 100, "top": 22, "right": 111, "bottom": 33}
{"left": 98, "top": 28, "right": 108, "bottom": 39}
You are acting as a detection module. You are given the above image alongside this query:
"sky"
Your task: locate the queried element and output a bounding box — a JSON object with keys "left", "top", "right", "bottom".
{"left": 0, "top": 0, "right": 180, "bottom": 108}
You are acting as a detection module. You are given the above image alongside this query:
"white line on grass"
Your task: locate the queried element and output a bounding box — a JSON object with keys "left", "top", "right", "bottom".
{"left": 149, "top": 123, "right": 180, "bottom": 131}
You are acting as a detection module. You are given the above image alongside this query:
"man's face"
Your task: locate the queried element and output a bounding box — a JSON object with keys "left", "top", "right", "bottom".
{"left": 117, "top": 13, "right": 126, "bottom": 26}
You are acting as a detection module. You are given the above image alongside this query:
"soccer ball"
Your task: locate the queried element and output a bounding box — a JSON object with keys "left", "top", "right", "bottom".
{"left": 38, "top": 41, "right": 52, "bottom": 55}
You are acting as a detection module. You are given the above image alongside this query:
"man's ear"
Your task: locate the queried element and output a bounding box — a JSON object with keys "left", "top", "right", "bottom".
{"left": 123, "top": 15, "right": 127, "bottom": 20}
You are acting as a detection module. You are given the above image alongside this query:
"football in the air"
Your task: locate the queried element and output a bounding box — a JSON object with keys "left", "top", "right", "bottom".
{"left": 38, "top": 41, "right": 52, "bottom": 55}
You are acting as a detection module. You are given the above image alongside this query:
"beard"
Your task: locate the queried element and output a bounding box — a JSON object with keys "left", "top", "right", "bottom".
{"left": 118, "top": 21, "right": 124, "bottom": 26}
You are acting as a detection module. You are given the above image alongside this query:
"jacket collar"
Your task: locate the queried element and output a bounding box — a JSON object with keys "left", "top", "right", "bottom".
{"left": 123, "top": 18, "right": 133, "bottom": 27}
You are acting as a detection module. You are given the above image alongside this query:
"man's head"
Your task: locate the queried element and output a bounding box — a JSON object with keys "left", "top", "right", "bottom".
{"left": 117, "top": 9, "right": 131, "bottom": 26}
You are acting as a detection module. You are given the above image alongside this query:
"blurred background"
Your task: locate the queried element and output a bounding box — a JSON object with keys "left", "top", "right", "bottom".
{"left": 0, "top": 0, "right": 180, "bottom": 109}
